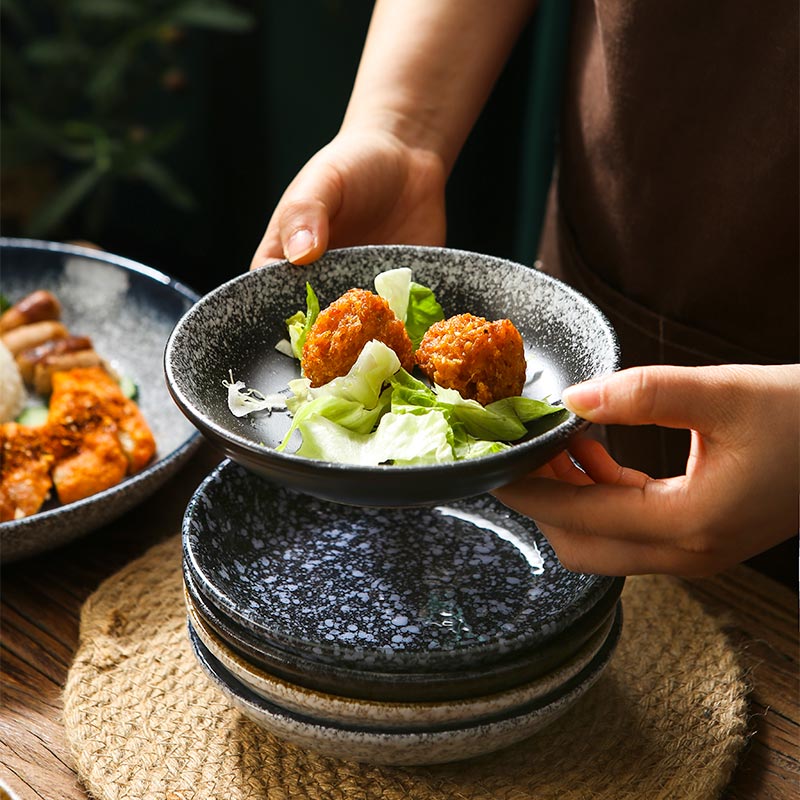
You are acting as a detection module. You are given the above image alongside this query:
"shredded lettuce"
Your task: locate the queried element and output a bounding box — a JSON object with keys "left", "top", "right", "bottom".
{"left": 374, "top": 267, "right": 412, "bottom": 323}
{"left": 241, "top": 269, "right": 563, "bottom": 465}
{"left": 291, "top": 408, "right": 455, "bottom": 465}
{"left": 279, "top": 282, "right": 320, "bottom": 360}
{"left": 273, "top": 340, "right": 563, "bottom": 465}
{"left": 405, "top": 282, "right": 445, "bottom": 349}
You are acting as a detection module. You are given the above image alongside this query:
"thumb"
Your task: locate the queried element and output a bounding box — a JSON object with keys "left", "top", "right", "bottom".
{"left": 250, "top": 197, "right": 331, "bottom": 270}
{"left": 562, "top": 365, "right": 736, "bottom": 431}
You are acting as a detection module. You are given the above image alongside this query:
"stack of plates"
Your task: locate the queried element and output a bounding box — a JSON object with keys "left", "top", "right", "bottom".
{"left": 182, "top": 460, "right": 623, "bottom": 766}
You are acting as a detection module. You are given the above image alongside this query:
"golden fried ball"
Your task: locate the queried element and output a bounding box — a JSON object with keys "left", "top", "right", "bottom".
{"left": 302, "top": 288, "right": 415, "bottom": 387}
{"left": 415, "top": 313, "right": 526, "bottom": 405}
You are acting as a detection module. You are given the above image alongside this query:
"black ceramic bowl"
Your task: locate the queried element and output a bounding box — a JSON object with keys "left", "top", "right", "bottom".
{"left": 0, "top": 238, "right": 201, "bottom": 562}
{"left": 165, "top": 246, "right": 618, "bottom": 506}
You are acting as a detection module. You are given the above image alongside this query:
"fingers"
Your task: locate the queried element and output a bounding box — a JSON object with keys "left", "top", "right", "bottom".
{"left": 492, "top": 473, "right": 686, "bottom": 544}
{"left": 561, "top": 365, "right": 741, "bottom": 433}
{"left": 533, "top": 521, "right": 716, "bottom": 577}
{"left": 567, "top": 438, "right": 652, "bottom": 488}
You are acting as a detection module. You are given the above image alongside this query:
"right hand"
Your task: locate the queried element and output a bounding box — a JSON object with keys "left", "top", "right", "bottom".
{"left": 249, "top": 128, "right": 448, "bottom": 269}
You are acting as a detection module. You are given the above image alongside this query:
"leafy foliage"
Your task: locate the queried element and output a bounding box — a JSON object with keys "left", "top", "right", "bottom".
{"left": 1, "top": 0, "right": 254, "bottom": 237}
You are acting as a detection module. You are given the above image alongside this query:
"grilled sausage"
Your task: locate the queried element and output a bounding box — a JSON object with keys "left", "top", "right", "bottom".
{"left": 1, "top": 321, "right": 68, "bottom": 356}
{"left": 16, "top": 335, "right": 94, "bottom": 384}
{"left": 0, "top": 290, "right": 61, "bottom": 332}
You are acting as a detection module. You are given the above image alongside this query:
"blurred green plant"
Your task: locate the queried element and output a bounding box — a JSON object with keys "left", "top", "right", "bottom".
{"left": 0, "top": 0, "right": 254, "bottom": 238}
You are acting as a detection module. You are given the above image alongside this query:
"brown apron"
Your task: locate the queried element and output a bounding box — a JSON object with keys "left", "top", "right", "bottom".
{"left": 539, "top": 0, "right": 799, "bottom": 480}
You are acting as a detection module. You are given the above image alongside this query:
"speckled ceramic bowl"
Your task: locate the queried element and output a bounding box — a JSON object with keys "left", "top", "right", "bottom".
{"left": 165, "top": 245, "right": 618, "bottom": 506}
{"left": 183, "top": 459, "right": 623, "bottom": 672}
{"left": 0, "top": 238, "right": 201, "bottom": 563}
{"left": 186, "top": 587, "right": 619, "bottom": 729}
{"left": 183, "top": 562, "right": 620, "bottom": 702}
{"left": 188, "top": 607, "right": 622, "bottom": 766}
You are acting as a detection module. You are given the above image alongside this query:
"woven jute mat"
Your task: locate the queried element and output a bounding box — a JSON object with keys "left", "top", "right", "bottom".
{"left": 63, "top": 534, "right": 749, "bottom": 800}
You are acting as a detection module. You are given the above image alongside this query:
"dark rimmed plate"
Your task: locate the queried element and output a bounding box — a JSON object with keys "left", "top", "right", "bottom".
{"left": 182, "top": 459, "right": 624, "bottom": 677}
{"left": 184, "top": 564, "right": 622, "bottom": 702}
{"left": 165, "top": 245, "right": 618, "bottom": 506}
{"left": 0, "top": 238, "right": 201, "bottom": 562}
{"left": 187, "top": 604, "right": 622, "bottom": 766}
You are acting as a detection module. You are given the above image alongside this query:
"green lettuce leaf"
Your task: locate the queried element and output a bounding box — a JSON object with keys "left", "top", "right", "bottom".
{"left": 292, "top": 408, "right": 455, "bottom": 465}
{"left": 433, "top": 386, "right": 563, "bottom": 441}
{"left": 374, "top": 267, "right": 412, "bottom": 322}
{"left": 405, "top": 282, "right": 445, "bottom": 349}
{"left": 285, "top": 282, "right": 320, "bottom": 360}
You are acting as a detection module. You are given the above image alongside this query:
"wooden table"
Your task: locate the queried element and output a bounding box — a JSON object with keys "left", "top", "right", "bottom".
{"left": 1, "top": 444, "right": 798, "bottom": 799}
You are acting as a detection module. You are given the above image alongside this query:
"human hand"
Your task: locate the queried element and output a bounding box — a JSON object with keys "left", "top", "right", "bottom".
{"left": 492, "top": 364, "right": 800, "bottom": 577}
{"left": 250, "top": 129, "right": 447, "bottom": 269}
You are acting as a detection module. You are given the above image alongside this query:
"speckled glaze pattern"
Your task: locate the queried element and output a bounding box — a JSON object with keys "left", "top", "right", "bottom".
{"left": 0, "top": 238, "right": 201, "bottom": 563}
{"left": 183, "top": 562, "right": 621, "bottom": 702}
{"left": 186, "top": 587, "right": 618, "bottom": 729}
{"left": 183, "top": 459, "right": 619, "bottom": 671}
{"left": 187, "top": 607, "right": 622, "bottom": 766}
{"left": 165, "top": 245, "right": 619, "bottom": 506}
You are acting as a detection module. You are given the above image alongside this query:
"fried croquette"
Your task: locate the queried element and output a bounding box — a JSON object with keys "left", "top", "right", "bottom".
{"left": 416, "top": 313, "right": 526, "bottom": 405}
{"left": 302, "top": 288, "right": 414, "bottom": 387}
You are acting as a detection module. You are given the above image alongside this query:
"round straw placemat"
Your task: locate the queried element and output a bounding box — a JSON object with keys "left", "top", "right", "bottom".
{"left": 63, "top": 534, "right": 748, "bottom": 800}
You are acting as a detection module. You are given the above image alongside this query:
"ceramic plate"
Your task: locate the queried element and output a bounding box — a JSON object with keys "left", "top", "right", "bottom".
{"left": 165, "top": 245, "right": 618, "bottom": 506}
{"left": 183, "top": 459, "right": 623, "bottom": 673}
{"left": 188, "top": 607, "right": 621, "bottom": 766}
{"left": 183, "top": 563, "right": 620, "bottom": 702}
{"left": 0, "top": 238, "right": 201, "bottom": 562}
{"left": 186, "top": 589, "right": 618, "bottom": 729}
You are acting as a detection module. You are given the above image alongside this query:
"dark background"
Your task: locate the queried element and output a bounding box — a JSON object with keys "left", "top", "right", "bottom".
{"left": 2, "top": 1, "right": 564, "bottom": 297}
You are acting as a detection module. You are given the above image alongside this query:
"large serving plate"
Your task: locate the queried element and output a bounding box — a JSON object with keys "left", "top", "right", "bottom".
{"left": 165, "top": 245, "right": 619, "bottom": 506}
{"left": 0, "top": 238, "right": 201, "bottom": 562}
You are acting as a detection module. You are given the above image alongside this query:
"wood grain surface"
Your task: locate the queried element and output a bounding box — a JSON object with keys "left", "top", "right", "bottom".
{"left": 1, "top": 444, "right": 797, "bottom": 800}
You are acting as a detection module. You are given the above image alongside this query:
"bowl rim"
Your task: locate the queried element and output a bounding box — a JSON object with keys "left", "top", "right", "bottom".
{"left": 163, "top": 244, "right": 620, "bottom": 483}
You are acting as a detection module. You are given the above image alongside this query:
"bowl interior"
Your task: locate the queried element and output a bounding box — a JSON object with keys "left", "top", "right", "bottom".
{"left": 165, "top": 246, "right": 618, "bottom": 504}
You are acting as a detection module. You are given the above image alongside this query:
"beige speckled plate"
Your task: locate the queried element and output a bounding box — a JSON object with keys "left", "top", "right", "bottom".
{"left": 186, "top": 585, "right": 616, "bottom": 730}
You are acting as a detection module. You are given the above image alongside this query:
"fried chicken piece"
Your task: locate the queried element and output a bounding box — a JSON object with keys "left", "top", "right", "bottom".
{"left": 51, "top": 427, "right": 129, "bottom": 505}
{"left": 49, "top": 367, "right": 156, "bottom": 475}
{"left": 0, "top": 423, "right": 55, "bottom": 521}
{"left": 301, "top": 288, "right": 415, "bottom": 387}
{"left": 415, "top": 313, "right": 526, "bottom": 405}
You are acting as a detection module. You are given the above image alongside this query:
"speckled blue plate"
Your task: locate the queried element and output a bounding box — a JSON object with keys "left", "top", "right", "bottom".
{"left": 184, "top": 564, "right": 622, "bottom": 702}
{"left": 187, "top": 604, "right": 622, "bottom": 766}
{"left": 183, "top": 459, "right": 623, "bottom": 676}
{"left": 0, "top": 238, "right": 201, "bottom": 563}
{"left": 165, "top": 245, "right": 618, "bottom": 506}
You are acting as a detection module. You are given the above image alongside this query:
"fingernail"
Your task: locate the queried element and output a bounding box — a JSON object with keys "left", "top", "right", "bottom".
{"left": 285, "top": 228, "right": 316, "bottom": 263}
{"left": 562, "top": 378, "right": 603, "bottom": 416}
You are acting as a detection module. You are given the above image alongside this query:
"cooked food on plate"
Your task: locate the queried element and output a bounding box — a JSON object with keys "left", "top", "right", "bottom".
{"left": 416, "top": 313, "right": 526, "bottom": 405}
{"left": 224, "top": 268, "right": 565, "bottom": 466}
{"left": 302, "top": 288, "right": 415, "bottom": 387}
{"left": 0, "top": 290, "right": 156, "bottom": 521}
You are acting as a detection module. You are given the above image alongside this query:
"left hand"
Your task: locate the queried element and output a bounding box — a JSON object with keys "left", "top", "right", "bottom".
{"left": 492, "top": 364, "right": 800, "bottom": 576}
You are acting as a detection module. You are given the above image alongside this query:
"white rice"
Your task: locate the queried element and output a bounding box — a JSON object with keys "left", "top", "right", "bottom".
{"left": 0, "top": 341, "right": 25, "bottom": 423}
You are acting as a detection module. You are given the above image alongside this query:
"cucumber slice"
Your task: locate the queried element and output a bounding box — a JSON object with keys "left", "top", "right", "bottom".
{"left": 16, "top": 406, "right": 48, "bottom": 427}
{"left": 118, "top": 375, "right": 139, "bottom": 401}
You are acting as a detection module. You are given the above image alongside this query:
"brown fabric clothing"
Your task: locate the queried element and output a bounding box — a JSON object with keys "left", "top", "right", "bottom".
{"left": 539, "top": 0, "right": 799, "bottom": 479}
